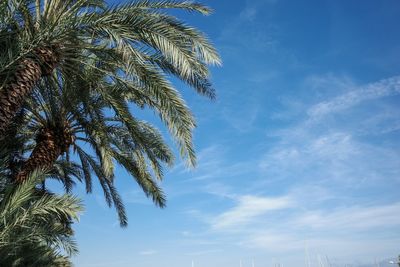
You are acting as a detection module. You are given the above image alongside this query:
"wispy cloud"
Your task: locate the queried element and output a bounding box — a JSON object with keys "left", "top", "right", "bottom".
{"left": 294, "top": 202, "right": 400, "bottom": 231}
{"left": 307, "top": 75, "right": 400, "bottom": 119}
{"left": 259, "top": 131, "right": 400, "bottom": 187}
{"left": 262, "top": 75, "right": 400, "bottom": 188}
{"left": 198, "top": 190, "right": 400, "bottom": 263}
{"left": 244, "top": 231, "right": 400, "bottom": 259}
{"left": 183, "top": 74, "right": 400, "bottom": 265}
{"left": 139, "top": 250, "right": 157, "bottom": 256}
{"left": 211, "top": 195, "right": 292, "bottom": 230}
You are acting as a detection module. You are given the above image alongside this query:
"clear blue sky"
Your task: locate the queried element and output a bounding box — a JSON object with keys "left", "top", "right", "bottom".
{"left": 71, "top": 1, "right": 400, "bottom": 266}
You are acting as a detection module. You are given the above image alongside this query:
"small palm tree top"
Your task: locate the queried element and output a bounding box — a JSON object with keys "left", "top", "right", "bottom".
{"left": 0, "top": 163, "right": 83, "bottom": 267}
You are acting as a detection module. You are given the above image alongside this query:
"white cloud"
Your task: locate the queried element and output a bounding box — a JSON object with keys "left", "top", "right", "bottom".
{"left": 191, "top": 185, "right": 400, "bottom": 263}
{"left": 139, "top": 250, "right": 157, "bottom": 256}
{"left": 181, "top": 74, "right": 400, "bottom": 266}
{"left": 356, "top": 107, "right": 400, "bottom": 136}
{"left": 211, "top": 195, "right": 292, "bottom": 230}
{"left": 294, "top": 202, "right": 400, "bottom": 231}
{"left": 244, "top": 231, "right": 400, "bottom": 261}
{"left": 259, "top": 132, "right": 360, "bottom": 182}
{"left": 261, "top": 78, "right": 400, "bottom": 186}
{"left": 242, "top": 232, "right": 306, "bottom": 252}
{"left": 232, "top": 198, "right": 400, "bottom": 264}
{"left": 307, "top": 76, "right": 400, "bottom": 119}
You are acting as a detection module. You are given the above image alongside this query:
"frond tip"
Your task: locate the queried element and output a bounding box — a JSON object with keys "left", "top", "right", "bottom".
{"left": 117, "top": 0, "right": 214, "bottom": 15}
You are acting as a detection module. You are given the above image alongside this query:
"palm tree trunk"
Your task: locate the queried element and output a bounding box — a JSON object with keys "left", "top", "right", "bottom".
{"left": 0, "top": 46, "right": 59, "bottom": 136}
{"left": 15, "top": 124, "right": 74, "bottom": 183}
{"left": 16, "top": 128, "right": 63, "bottom": 183}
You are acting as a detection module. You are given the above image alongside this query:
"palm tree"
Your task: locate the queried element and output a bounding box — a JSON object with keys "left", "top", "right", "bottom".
{"left": 0, "top": 152, "right": 83, "bottom": 267}
{"left": 1, "top": 0, "right": 220, "bottom": 227}
{"left": 0, "top": 0, "right": 220, "bottom": 149}
{"left": 13, "top": 69, "right": 177, "bottom": 226}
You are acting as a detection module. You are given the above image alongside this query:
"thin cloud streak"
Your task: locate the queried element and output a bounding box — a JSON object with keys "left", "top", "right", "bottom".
{"left": 139, "top": 250, "right": 158, "bottom": 256}
{"left": 294, "top": 202, "right": 400, "bottom": 231}
{"left": 307, "top": 76, "right": 400, "bottom": 119}
{"left": 211, "top": 195, "right": 292, "bottom": 230}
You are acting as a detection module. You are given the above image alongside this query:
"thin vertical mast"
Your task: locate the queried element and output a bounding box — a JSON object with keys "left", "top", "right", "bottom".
{"left": 305, "top": 241, "right": 311, "bottom": 267}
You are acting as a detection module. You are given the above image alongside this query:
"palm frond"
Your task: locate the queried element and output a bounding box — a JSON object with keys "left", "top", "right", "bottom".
{"left": 0, "top": 168, "right": 83, "bottom": 266}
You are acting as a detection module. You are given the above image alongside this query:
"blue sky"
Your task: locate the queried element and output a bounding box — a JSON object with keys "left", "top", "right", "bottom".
{"left": 71, "top": 1, "right": 400, "bottom": 266}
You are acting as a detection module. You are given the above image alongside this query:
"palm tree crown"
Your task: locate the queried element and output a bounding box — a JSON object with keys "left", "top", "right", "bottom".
{"left": 16, "top": 71, "right": 176, "bottom": 226}
{"left": 0, "top": 0, "right": 220, "bottom": 225}
{"left": 0, "top": 1, "right": 220, "bottom": 167}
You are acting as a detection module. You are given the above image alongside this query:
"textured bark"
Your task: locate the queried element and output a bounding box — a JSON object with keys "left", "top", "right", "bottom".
{"left": 0, "top": 46, "right": 60, "bottom": 137}
{"left": 16, "top": 124, "right": 75, "bottom": 183}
